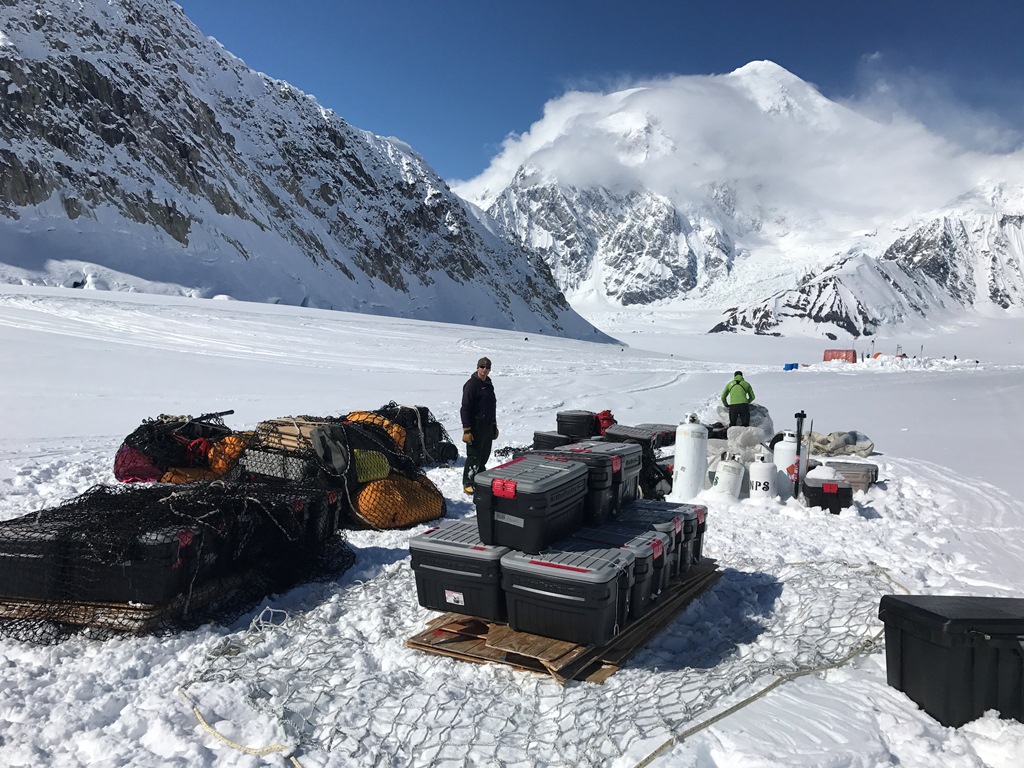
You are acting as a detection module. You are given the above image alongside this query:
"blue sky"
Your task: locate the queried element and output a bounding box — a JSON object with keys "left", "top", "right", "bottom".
{"left": 175, "top": 0, "right": 1024, "bottom": 183}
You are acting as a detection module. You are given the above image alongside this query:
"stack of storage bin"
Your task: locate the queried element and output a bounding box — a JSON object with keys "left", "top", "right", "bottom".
{"left": 409, "top": 493, "right": 710, "bottom": 647}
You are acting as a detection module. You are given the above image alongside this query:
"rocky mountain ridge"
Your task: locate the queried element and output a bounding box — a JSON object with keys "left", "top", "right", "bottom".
{"left": 0, "top": 0, "right": 604, "bottom": 340}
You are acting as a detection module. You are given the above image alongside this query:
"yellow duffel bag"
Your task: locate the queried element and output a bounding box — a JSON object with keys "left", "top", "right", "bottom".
{"left": 351, "top": 474, "right": 445, "bottom": 529}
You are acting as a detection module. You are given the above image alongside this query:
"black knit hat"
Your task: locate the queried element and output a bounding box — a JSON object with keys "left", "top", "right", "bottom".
{"left": 477, "top": 357, "right": 492, "bottom": 369}
{"left": 734, "top": 370, "right": 743, "bottom": 377}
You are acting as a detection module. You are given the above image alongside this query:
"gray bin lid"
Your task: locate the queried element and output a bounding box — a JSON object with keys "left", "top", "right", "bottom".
{"left": 475, "top": 455, "right": 589, "bottom": 495}
{"left": 410, "top": 520, "right": 510, "bottom": 561}
{"left": 501, "top": 546, "right": 635, "bottom": 584}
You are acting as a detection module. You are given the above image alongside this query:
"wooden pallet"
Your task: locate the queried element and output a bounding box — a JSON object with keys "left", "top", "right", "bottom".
{"left": 406, "top": 559, "right": 721, "bottom": 684}
{"left": 0, "top": 570, "right": 251, "bottom": 633}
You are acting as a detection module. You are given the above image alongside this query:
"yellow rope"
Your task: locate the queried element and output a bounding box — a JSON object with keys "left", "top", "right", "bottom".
{"left": 176, "top": 688, "right": 302, "bottom": 767}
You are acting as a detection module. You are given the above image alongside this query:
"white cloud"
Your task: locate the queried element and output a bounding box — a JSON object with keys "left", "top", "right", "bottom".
{"left": 453, "top": 61, "right": 1024, "bottom": 222}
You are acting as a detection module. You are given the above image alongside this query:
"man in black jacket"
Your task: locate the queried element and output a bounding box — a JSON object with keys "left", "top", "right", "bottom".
{"left": 461, "top": 356, "right": 498, "bottom": 493}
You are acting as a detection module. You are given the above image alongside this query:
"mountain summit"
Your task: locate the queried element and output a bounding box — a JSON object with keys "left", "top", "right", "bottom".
{"left": 456, "top": 62, "right": 1024, "bottom": 336}
{"left": 0, "top": 0, "right": 605, "bottom": 340}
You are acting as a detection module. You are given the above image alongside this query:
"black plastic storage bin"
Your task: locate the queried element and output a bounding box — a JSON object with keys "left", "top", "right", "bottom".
{"left": 603, "top": 424, "right": 670, "bottom": 452}
{"left": 532, "top": 430, "right": 575, "bottom": 450}
{"left": 556, "top": 410, "right": 599, "bottom": 439}
{"left": 878, "top": 595, "right": 1024, "bottom": 727}
{"left": 636, "top": 423, "right": 677, "bottom": 447}
{"left": 501, "top": 545, "right": 635, "bottom": 646}
{"left": 615, "top": 500, "right": 695, "bottom": 578}
{"left": 689, "top": 504, "right": 707, "bottom": 564}
{"left": 570, "top": 526, "right": 670, "bottom": 617}
{"left": 0, "top": 518, "right": 204, "bottom": 605}
{"left": 474, "top": 455, "right": 588, "bottom": 553}
{"left": 410, "top": 519, "right": 510, "bottom": 622}
{"left": 824, "top": 460, "right": 878, "bottom": 493}
{"left": 548, "top": 440, "right": 643, "bottom": 523}
{"left": 802, "top": 477, "right": 853, "bottom": 514}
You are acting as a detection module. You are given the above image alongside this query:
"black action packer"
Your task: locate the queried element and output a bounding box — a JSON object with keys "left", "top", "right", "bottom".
{"left": 474, "top": 455, "right": 589, "bottom": 554}
{"left": 539, "top": 440, "right": 643, "bottom": 524}
{"left": 501, "top": 546, "right": 635, "bottom": 647}
{"left": 0, "top": 518, "right": 210, "bottom": 605}
{"left": 569, "top": 527, "right": 670, "bottom": 618}
{"left": 635, "top": 423, "right": 677, "bottom": 447}
{"left": 878, "top": 595, "right": 1024, "bottom": 727}
{"left": 603, "top": 424, "right": 671, "bottom": 452}
{"left": 555, "top": 409, "right": 599, "bottom": 439}
{"left": 409, "top": 519, "right": 510, "bottom": 622}
{"left": 532, "top": 430, "right": 575, "bottom": 451}
{"left": 824, "top": 460, "right": 878, "bottom": 493}
{"left": 802, "top": 477, "right": 854, "bottom": 514}
{"left": 619, "top": 500, "right": 707, "bottom": 572}
{"left": 613, "top": 505, "right": 684, "bottom": 579}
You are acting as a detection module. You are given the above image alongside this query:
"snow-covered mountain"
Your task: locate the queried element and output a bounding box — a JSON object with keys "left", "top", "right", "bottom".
{"left": 0, "top": 0, "right": 605, "bottom": 340}
{"left": 714, "top": 212, "right": 1024, "bottom": 336}
{"left": 456, "top": 62, "right": 1024, "bottom": 336}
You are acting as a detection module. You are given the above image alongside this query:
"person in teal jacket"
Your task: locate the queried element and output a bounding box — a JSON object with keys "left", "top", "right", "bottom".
{"left": 721, "top": 370, "right": 755, "bottom": 427}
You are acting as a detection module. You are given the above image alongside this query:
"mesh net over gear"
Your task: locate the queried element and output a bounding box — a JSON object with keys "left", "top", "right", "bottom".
{"left": 121, "top": 411, "right": 235, "bottom": 473}
{"left": 372, "top": 402, "right": 459, "bottom": 466}
{"left": 241, "top": 415, "right": 446, "bottom": 530}
{"left": 0, "top": 482, "right": 355, "bottom": 645}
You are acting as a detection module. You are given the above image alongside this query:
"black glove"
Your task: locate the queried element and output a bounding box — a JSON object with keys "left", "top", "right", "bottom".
{"left": 492, "top": 425, "right": 499, "bottom": 439}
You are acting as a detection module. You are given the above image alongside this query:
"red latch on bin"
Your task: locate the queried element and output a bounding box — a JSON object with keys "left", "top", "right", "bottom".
{"left": 610, "top": 456, "right": 622, "bottom": 473}
{"left": 491, "top": 478, "right": 518, "bottom": 499}
{"left": 674, "top": 518, "right": 682, "bottom": 534}
{"left": 651, "top": 539, "right": 664, "bottom": 559}
{"left": 823, "top": 483, "right": 839, "bottom": 494}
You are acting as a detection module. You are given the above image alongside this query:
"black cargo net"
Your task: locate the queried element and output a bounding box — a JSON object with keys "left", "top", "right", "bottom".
{"left": 0, "top": 482, "right": 355, "bottom": 645}
{"left": 371, "top": 402, "right": 459, "bottom": 466}
{"left": 235, "top": 415, "right": 447, "bottom": 530}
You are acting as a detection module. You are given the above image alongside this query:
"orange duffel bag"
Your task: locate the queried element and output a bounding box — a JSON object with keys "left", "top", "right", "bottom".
{"left": 351, "top": 474, "right": 445, "bottom": 529}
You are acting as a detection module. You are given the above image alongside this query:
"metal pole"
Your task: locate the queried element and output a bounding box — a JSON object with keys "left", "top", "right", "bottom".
{"left": 793, "top": 410, "right": 806, "bottom": 499}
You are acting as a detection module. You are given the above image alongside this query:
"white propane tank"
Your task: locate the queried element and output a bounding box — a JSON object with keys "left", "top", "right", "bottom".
{"left": 712, "top": 453, "right": 745, "bottom": 499}
{"left": 773, "top": 431, "right": 799, "bottom": 500}
{"left": 748, "top": 454, "right": 777, "bottom": 499}
{"left": 669, "top": 414, "right": 708, "bottom": 501}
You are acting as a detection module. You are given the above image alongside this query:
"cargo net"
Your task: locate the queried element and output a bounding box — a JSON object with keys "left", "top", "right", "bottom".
{"left": 372, "top": 402, "right": 459, "bottom": 466}
{"left": 238, "top": 415, "right": 447, "bottom": 530}
{"left": 179, "top": 558, "right": 895, "bottom": 766}
{"left": 0, "top": 482, "right": 355, "bottom": 645}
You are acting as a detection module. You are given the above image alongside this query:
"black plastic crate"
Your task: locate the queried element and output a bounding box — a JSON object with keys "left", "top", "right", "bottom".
{"left": 410, "top": 520, "right": 510, "bottom": 622}
{"left": 824, "top": 460, "right": 879, "bottom": 492}
{"left": 878, "top": 595, "right": 1024, "bottom": 727}
{"left": 603, "top": 424, "right": 669, "bottom": 452}
{"left": 0, "top": 519, "right": 202, "bottom": 605}
{"left": 613, "top": 504, "right": 683, "bottom": 578}
{"left": 553, "top": 440, "right": 643, "bottom": 522}
{"left": 532, "top": 430, "right": 575, "bottom": 450}
{"left": 555, "top": 410, "right": 599, "bottom": 439}
{"left": 802, "top": 477, "right": 854, "bottom": 514}
{"left": 635, "top": 423, "right": 677, "bottom": 447}
{"left": 501, "top": 546, "right": 635, "bottom": 646}
{"left": 570, "top": 527, "right": 670, "bottom": 617}
{"left": 474, "top": 455, "right": 588, "bottom": 553}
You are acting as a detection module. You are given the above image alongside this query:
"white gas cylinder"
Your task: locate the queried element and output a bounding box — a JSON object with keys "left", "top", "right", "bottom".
{"left": 711, "top": 453, "right": 745, "bottom": 499}
{"left": 748, "top": 454, "right": 777, "bottom": 499}
{"left": 773, "top": 431, "right": 799, "bottom": 500}
{"left": 669, "top": 414, "right": 708, "bottom": 501}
